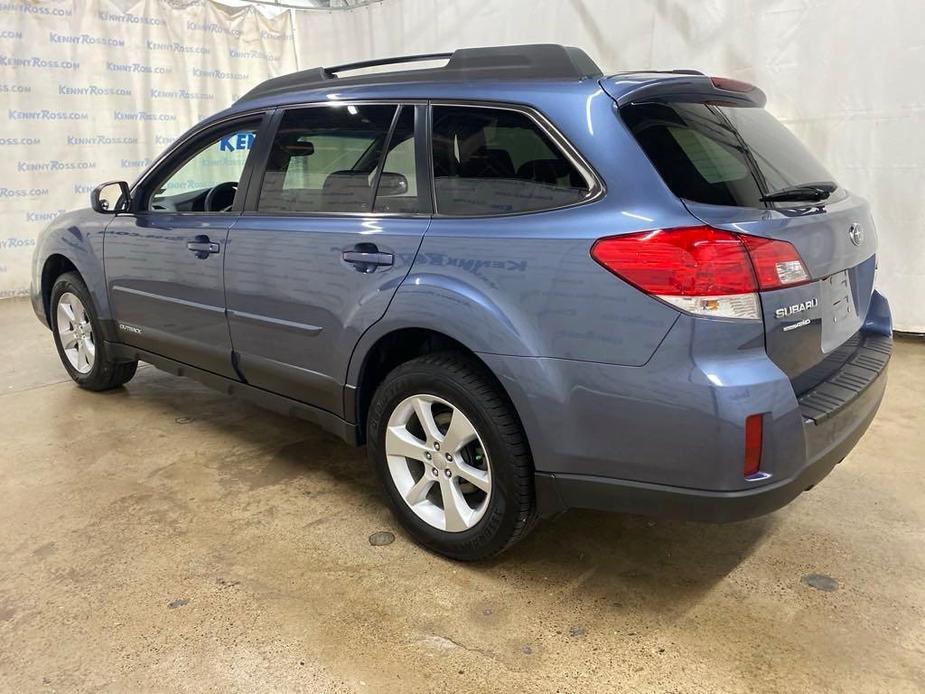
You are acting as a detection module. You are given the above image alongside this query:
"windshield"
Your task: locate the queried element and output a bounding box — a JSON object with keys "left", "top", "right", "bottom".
{"left": 621, "top": 102, "right": 838, "bottom": 208}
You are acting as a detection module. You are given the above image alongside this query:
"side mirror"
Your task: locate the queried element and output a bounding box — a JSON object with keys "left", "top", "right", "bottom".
{"left": 377, "top": 171, "right": 408, "bottom": 197}
{"left": 91, "top": 180, "right": 130, "bottom": 214}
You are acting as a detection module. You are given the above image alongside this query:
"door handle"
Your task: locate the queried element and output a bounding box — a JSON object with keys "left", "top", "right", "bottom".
{"left": 187, "top": 236, "right": 220, "bottom": 259}
{"left": 342, "top": 248, "right": 393, "bottom": 272}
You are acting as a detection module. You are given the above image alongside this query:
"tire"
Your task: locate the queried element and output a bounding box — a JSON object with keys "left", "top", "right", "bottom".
{"left": 367, "top": 352, "right": 537, "bottom": 560}
{"left": 50, "top": 272, "right": 138, "bottom": 391}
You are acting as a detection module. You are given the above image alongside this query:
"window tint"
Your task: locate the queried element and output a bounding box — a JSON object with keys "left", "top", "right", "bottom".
{"left": 257, "top": 104, "right": 396, "bottom": 213}
{"left": 621, "top": 102, "right": 837, "bottom": 208}
{"left": 431, "top": 105, "right": 590, "bottom": 215}
{"left": 149, "top": 121, "right": 258, "bottom": 212}
{"left": 374, "top": 107, "right": 420, "bottom": 213}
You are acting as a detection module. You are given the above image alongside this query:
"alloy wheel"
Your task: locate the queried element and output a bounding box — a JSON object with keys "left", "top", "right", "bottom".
{"left": 56, "top": 292, "right": 95, "bottom": 374}
{"left": 385, "top": 394, "right": 492, "bottom": 532}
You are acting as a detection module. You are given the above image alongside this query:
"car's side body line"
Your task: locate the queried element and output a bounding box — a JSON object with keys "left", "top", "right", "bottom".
{"left": 111, "top": 285, "right": 225, "bottom": 314}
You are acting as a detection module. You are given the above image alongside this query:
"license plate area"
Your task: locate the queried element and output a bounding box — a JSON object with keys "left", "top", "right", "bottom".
{"left": 820, "top": 270, "right": 859, "bottom": 352}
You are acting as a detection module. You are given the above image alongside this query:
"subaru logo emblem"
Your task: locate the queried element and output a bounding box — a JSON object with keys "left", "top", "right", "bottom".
{"left": 849, "top": 223, "right": 863, "bottom": 246}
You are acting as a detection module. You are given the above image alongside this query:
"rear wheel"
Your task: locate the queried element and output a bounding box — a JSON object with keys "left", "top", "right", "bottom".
{"left": 50, "top": 272, "right": 137, "bottom": 391}
{"left": 367, "top": 352, "right": 536, "bottom": 560}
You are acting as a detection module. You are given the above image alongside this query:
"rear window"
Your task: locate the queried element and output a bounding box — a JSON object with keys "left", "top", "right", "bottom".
{"left": 621, "top": 102, "right": 837, "bottom": 208}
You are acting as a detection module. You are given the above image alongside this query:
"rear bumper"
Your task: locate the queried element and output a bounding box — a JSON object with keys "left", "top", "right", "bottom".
{"left": 535, "top": 351, "right": 888, "bottom": 522}
{"left": 480, "top": 291, "right": 892, "bottom": 522}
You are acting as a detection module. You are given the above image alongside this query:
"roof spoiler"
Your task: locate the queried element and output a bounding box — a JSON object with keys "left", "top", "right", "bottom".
{"left": 607, "top": 74, "right": 767, "bottom": 108}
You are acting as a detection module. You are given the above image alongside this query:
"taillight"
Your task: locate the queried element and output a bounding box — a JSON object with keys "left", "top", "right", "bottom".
{"left": 738, "top": 235, "right": 810, "bottom": 290}
{"left": 590, "top": 225, "right": 810, "bottom": 320}
{"left": 744, "top": 414, "right": 764, "bottom": 477}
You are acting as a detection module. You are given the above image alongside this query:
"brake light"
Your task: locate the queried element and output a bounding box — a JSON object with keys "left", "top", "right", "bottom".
{"left": 744, "top": 414, "right": 764, "bottom": 477}
{"left": 739, "top": 235, "right": 810, "bottom": 290}
{"left": 710, "top": 76, "right": 756, "bottom": 93}
{"left": 591, "top": 226, "right": 755, "bottom": 295}
{"left": 590, "top": 225, "right": 810, "bottom": 320}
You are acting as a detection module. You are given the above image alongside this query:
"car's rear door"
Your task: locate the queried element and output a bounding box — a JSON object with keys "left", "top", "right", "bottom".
{"left": 223, "top": 102, "right": 431, "bottom": 416}
{"left": 104, "top": 112, "right": 270, "bottom": 378}
{"left": 617, "top": 94, "right": 879, "bottom": 389}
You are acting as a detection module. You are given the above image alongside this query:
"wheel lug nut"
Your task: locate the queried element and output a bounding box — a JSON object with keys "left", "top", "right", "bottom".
{"left": 444, "top": 469, "right": 452, "bottom": 478}
{"left": 445, "top": 453, "right": 452, "bottom": 461}
{"left": 432, "top": 467, "right": 438, "bottom": 477}
{"left": 425, "top": 452, "right": 432, "bottom": 460}
{"left": 434, "top": 442, "right": 440, "bottom": 451}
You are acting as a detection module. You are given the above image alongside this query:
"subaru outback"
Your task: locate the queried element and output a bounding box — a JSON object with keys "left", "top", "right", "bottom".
{"left": 32, "top": 44, "right": 892, "bottom": 560}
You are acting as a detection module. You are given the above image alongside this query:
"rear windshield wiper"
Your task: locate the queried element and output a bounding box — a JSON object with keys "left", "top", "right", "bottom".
{"left": 761, "top": 181, "right": 837, "bottom": 203}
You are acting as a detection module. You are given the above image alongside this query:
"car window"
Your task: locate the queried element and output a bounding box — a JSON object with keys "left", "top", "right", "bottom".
{"left": 373, "top": 106, "right": 420, "bottom": 214}
{"left": 621, "top": 102, "right": 837, "bottom": 208}
{"left": 148, "top": 121, "right": 259, "bottom": 212}
{"left": 431, "top": 105, "right": 591, "bottom": 215}
{"left": 257, "top": 104, "right": 397, "bottom": 213}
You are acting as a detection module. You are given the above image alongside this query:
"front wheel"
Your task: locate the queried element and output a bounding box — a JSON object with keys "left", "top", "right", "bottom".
{"left": 367, "top": 352, "right": 536, "bottom": 560}
{"left": 50, "top": 272, "right": 138, "bottom": 391}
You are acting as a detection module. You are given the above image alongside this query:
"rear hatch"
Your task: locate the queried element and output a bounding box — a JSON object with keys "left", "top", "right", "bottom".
{"left": 607, "top": 76, "right": 877, "bottom": 390}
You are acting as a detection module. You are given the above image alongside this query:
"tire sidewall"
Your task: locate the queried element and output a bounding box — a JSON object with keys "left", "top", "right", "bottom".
{"left": 367, "top": 359, "right": 522, "bottom": 559}
{"left": 50, "top": 274, "right": 108, "bottom": 386}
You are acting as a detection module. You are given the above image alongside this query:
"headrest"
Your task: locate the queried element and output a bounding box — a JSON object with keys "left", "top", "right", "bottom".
{"left": 458, "top": 147, "right": 515, "bottom": 179}
{"left": 322, "top": 170, "right": 371, "bottom": 211}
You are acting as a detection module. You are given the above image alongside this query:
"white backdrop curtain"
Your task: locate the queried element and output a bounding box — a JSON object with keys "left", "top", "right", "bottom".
{"left": 0, "top": 0, "right": 298, "bottom": 299}
{"left": 290, "top": 0, "right": 925, "bottom": 333}
{"left": 2, "top": 0, "right": 923, "bottom": 331}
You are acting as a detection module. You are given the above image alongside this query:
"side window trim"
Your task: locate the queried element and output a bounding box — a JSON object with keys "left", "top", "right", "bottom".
{"left": 130, "top": 110, "right": 272, "bottom": 215}
{"left": 425, "top": 100, "right": 438, "bottom": 216}
{"left": 427, "top": 101, "right": 604, "bottom": 218}
{"left": 243, "top": 107, "right": 284, "bottom": 212}
{"left": 368, "top": 105, "right": 403, "bottom": 209}
{"left": 234, "top": 109, "right": 278, "bottom": 213}
{"left": 240, "top": 100, "right": 432, "bottom": 218}
{"left": 415, "top": 103, "right": 435, "bottom": 215}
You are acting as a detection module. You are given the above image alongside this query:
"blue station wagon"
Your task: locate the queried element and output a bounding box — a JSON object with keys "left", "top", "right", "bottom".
{"left": 32, "top": 45, "right": 892, "bottom": 559}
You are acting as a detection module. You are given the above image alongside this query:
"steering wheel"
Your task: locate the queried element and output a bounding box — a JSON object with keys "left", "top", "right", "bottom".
{"left": 204, "top": 181, "right": 237, "bottom": 212}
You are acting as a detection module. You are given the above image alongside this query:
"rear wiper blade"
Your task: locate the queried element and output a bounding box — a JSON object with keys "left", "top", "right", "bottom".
{"left": 761, "top": 182, "right": 837, "bottom": 203}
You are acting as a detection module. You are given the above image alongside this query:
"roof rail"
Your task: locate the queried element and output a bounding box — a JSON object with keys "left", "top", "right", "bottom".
{"left": 236, "top": 44, "right": 603, "bottom": 104}
{"left": 324, "top": 52, "right": 453, "bottom": 77}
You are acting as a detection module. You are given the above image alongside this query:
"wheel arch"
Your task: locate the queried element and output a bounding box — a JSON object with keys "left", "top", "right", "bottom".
{"left": 32, "top": 210, "right": 114, "bottom": 337}
{"left": 348, "top": 326, "right": 528, "bottom": 450}
{"left": 41, "top": 254, "right": 80, "bottom": 323}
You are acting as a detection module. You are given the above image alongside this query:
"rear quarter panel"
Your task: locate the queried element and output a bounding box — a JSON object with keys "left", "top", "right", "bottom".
{"left": 405, "top": 205, "right": 678, "bottom": 363}
{"left": 352, "top": 82, "right": 703, "bottom": 366}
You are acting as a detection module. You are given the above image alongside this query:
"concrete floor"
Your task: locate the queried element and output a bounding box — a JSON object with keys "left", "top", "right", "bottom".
{"left": 0, "top": 297, "right": 922, "bottom": 693}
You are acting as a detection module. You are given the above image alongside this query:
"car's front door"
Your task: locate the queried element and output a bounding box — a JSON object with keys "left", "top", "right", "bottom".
{"left": 224, "top": 102, "right": 431, "bottom": 415}
{"left": 104, "top": 113, "right": 268, "bottom": 378}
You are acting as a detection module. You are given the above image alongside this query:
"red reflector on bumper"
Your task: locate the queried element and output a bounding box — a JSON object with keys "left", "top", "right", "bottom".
{"left": 744, "top": 414, "right": 763, "bottom": 477}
